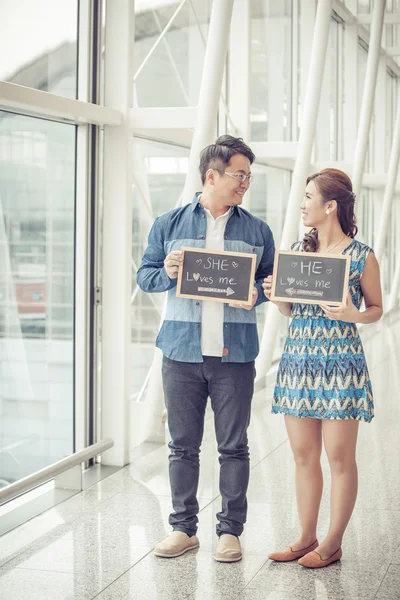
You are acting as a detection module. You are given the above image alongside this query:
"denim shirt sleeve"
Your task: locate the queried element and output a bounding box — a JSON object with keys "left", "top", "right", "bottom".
{"left": 136, "top": 216, "right": 177, "bottom": 293}
{"left": 254, "top": 223, "right": 275, "bottom": 307}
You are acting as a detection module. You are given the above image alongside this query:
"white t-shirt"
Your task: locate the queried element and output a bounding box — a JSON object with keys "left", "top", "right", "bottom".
{"left": 201, "top": 206, "right": 233, "bottom": 357}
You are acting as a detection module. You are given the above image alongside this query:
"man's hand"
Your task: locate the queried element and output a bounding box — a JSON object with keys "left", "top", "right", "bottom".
{"left": 164, "top": 251, "right": 182, "bottom": 279}
{"left": 229, "top": 287, "right": 258, "bottom": 310}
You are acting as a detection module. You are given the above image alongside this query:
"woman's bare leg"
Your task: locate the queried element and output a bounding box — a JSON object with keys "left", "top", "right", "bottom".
{"left": 284, "top": 415, "right": 323, "bottom": 549}
{"left": 316, "top": 419, "right": 359, "bottom": 558}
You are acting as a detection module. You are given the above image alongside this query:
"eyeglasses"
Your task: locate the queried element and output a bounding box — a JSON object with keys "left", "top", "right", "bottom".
{"left": 214, "top": 169, "right": 253, "bottom": 184}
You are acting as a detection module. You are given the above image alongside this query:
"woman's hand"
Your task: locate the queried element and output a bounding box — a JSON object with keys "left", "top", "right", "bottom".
{"left": 320, "top": 291, "right": 360, "bottom": 323}
{"left": 262, "top": 276, "right": 292, "bottom": 317}
{"left": 262, "top": 275, "right": 273, "bottom": 300}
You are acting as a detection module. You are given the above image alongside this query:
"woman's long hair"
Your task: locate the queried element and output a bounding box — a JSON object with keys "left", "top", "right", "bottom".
{"left": 303, "top": 168, "right": 358, "bottom": 252}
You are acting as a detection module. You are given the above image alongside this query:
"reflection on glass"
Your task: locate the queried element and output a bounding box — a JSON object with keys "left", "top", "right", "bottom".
{"left": 0, "top": 0, "right": 78, "bottom": 99}
{"left": 134, "top": 0, "right": 210, "bottom": 107}
{"left": 250, "top": 1, "right": 293, "bottom": 141}
{"left": 0, "top": 111, "right": 75, "bottom": 488}
{"left": 131, "top": 138, "right": 189, "bottom": 397}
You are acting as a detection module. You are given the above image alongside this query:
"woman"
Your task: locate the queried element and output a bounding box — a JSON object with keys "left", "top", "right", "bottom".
{"left": 263, "top": 169, "right": 382, "bottom": 568}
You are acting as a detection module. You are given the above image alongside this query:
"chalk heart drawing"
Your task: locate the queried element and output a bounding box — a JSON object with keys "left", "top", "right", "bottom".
{"left": 291, "top": 262, "right": 298, "bottom": 268}
{"left": 193, "top": 273, "right": 200, "bottom": 281}
{"left": 326, "top": 269, "right": 332, "bottom": 274}
{"left": 196, "top": 259, "right": 202, "bottom": 264}
{"left": 287, "top": 277, "right": 295, "bottom": 285}
{"left": 232, "top": 262, "right": 239, "bottom": 268}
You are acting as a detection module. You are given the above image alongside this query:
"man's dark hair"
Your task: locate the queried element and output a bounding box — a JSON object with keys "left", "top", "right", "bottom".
{"left": 199, "top": 135, "right": 255, "bottom": 184}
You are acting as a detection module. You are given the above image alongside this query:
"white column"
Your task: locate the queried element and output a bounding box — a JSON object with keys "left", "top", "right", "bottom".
{"left": 228, "top": 0, "right": 251, "bottom": 208}
{"left": 256, "top": 0, "right": 333, "bottom": 380}
{"left": 101, "top": 0, "right": 135, "bottom": 466}
{"left": 182, "top": 0, "right": 234, "bottom": 203}
{"left": 389, "top": 258, "right": 400, "bottom": 310}
{"left": 375, "top": 98, "right": 400, "bottom": 263}
{"left": 352, "top": 0, "right": 386, "bottom": 202}
{"left": 343, "top": 15, "right": 358, "bottom": 163}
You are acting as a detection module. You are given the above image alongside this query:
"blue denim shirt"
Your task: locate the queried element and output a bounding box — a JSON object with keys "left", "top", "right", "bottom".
{"left": 137, "top": 194, "right": 275, "bottom": 363}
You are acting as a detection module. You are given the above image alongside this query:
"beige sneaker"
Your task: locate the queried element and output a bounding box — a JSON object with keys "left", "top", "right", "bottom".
{"left": 154, "top": 531, "right": 199, "bottom": 558}
{"left": 213, "top": 534, "right": 242, "bottom": 562}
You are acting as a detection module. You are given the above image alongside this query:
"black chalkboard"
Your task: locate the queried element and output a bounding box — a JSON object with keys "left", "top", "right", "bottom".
{"left": 271, "top": 250, "right": 351, "bottom": 306}
{"left": 176, "top": 247, "right": 257, "bottom": 304}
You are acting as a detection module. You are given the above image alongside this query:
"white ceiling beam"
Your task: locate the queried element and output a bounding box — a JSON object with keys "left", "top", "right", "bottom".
{"left": 386, "top": 46, "right": 400, "bottom": 56}
{"left": 358, "top": 13, "right": 400, "bottom": 24}
{"left": 129, "top": 106, "right": 197, "bottom": 129}
{"left": 0, "top": 81, "right": 122, "bottom": 125}
{"left": 250, "top": 141, "right": 298, "bottom": 159}
{"left": 332, "top": 1, "right": 357, "bottom": 24}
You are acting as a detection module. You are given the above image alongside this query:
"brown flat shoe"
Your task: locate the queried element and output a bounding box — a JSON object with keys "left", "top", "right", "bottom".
{"left": 268, "top": 540, "right": 318, "bottom": 562}
{"left": 298, "top": 547, "right": 342, "bottom": 568}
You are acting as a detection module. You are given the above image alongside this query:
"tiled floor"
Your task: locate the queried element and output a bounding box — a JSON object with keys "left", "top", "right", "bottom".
{"left": 0, "top": 315, "right": 399, "bottom": 599}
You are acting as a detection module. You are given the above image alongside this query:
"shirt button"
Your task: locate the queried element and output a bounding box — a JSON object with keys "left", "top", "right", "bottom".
{"left": 222, "top": 348, "right": 229, "bottom": 356}
{"left": 252, "top": 248, "right": 256, "bottom": 252}
{"left": 196, "top": 302, "right": 200, "bottom": 306}
{"left": 202, "top": 214, "right": 205, "bottom": 218}
{"left": 199, "top": 234, "right": 204, "bottom": 239}
{"left": 195, "top": 323, "right": 200, "bottom": 328}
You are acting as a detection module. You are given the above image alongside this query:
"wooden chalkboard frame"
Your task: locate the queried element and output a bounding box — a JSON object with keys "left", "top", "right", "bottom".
{"left": 176, "top": 247, "right": 257, "bottom": 305}
{"left": 270, "top": 250, "right": 351, "bottom": 306}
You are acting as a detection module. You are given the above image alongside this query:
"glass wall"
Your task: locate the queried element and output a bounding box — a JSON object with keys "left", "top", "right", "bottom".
{"left": 0, "top": 111, "right": 75, "bottom": 486}
{"left": 250, "top": 164, "right": 291, "bottom": 338}
{"left": 134, "top": 1, "right": 211, "bottom": 107}
{"left": 0, "top": 0, "right": 78, "bottom": 98}
{"left": 131, "top": 139, "right": 189, "bottom": 399}
{"left": 250, "top": 0, "right": 293, "bottom": 141}
{"left": 315, "top": 17, "right": 344, "bottom": 161}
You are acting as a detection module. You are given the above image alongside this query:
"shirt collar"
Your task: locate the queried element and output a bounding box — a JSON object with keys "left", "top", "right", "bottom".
{"left": 191, "top": 192, "right": 240, "bottom": 216}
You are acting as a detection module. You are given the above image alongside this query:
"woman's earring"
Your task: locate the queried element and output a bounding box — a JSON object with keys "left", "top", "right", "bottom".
{"left": 326, "top": 210, "right": 330, "bottom": 215}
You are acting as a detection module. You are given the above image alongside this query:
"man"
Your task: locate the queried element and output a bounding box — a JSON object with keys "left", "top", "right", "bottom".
{"left": 137, "top": 135, "right": 275, "bottom": 562}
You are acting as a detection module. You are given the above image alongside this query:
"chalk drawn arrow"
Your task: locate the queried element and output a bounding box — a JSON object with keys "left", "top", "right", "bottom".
{"left": 198, "top": 286, "right": 235, "bottom": 296}
{"left": 285, "top": 287, "right": 296, "bottom": 296}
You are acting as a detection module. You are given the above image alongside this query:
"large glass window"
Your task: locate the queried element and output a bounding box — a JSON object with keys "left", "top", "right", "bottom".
{"left": 0, "top": 1, "right": 78, "bottom": 99}
{"left": 134, "top": 1, "right": 210, "bottom": 107}
{"left": 315, "top": 17, "right": 344, "bottom": 161}
{"left": 250, "top": 163, "right": 291, "bottom": 340}
{"left": 250, "top": 0, "right": 293, "bottom": 141}
{"left": 0, "top": 112, "right": 75, "bottom": 487}
{"left": 131, "top": 139, "right": 189, "bottom": 399}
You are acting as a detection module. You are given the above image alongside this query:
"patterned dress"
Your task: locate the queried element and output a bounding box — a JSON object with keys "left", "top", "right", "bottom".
{"left": 272, "top": 239, "right": 374, "bottom": 422}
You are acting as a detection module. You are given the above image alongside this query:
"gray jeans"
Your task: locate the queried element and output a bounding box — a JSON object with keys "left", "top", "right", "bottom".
{"left": 162, "top": 355, "right": 255, "bottom": 537}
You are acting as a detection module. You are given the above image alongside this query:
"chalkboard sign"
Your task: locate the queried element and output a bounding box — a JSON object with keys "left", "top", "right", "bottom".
{"left": 176, "top": 247, "right": 257, "bottom": 304}
{"left": 270, "top": 250, "right": 351, "bottom": 306}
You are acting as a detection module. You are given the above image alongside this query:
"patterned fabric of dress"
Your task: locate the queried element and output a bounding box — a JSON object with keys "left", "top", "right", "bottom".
{"left": 272, "top": 239, "right": 374, "bottom": 422}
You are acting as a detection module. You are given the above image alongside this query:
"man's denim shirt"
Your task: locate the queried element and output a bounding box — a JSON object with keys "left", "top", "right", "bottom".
{"left": 137, "top": 194, "right": 275, "bottom": 363}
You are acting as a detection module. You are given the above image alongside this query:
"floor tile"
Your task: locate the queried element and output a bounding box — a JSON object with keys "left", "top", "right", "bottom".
{"left": 375, "top": 564, "right": 400, "bottom": 599}
{"left": 95, "top": 550, "right": 266, "bottom": 600}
